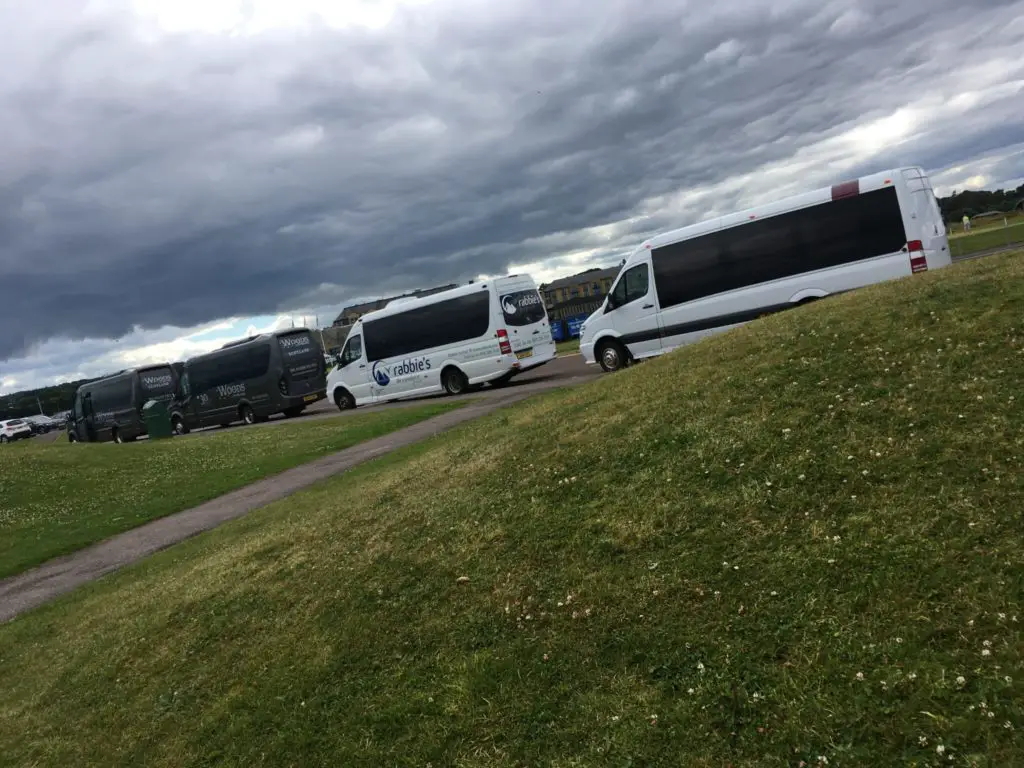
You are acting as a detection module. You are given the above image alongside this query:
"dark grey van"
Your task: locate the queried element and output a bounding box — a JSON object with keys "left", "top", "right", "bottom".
{"left": 67, "top": 364, "right": 180, "bottom": 443}
{"left": 170, "top": 329, "right": 327, "bottom": 434}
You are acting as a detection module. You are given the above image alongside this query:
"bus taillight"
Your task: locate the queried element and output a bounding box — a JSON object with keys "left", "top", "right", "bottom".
{"left": 908, "top": 240, "right": 927, "bottom": 273}
{"left": 497, "top": 329, "right": 512, "bottom": 355}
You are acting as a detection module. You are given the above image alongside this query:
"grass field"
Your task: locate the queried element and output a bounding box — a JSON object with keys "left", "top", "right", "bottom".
{"left": 1, "top": 252, "right": 1022, "bottom": 766}
{"left": 0, "top": 403, "right": 459, "bottom": 579}
{"left": 556, "top": 338, "right": 580, "bottom": 355}
{"left": 949, "top": 219, "right": 1024, "bottom": 257}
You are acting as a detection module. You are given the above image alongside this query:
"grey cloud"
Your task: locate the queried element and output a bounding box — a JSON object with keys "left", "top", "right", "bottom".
{"left": 2, "top": 0, "right": 1024, "bottom": 370}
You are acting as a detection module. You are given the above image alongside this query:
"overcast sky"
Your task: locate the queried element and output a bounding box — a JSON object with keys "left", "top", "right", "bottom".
{"left": 3, "top": 0, "right": 1024, "bottom": 395}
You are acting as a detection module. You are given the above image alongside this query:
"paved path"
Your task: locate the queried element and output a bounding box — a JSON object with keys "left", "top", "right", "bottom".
{"left": 0, "top": 379, "right": 588, "bottom": 623}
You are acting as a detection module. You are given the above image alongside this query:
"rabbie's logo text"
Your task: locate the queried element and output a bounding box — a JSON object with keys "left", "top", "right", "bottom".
{"left": 372, "top": 357, "right": 431, "bottom": 387}
{"left": 501, "top": 292, "right": 541, "bottom": 316}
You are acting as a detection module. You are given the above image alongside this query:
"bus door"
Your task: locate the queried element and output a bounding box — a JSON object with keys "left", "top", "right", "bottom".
{"left": 82, "top": 393, "right": 98, "bottom": 442}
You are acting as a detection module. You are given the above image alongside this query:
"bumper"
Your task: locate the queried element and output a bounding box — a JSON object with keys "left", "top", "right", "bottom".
{"left": 288, "top": 390, "right": 327, "bottom": 407}
{"left": 579, "top": 340, "right": 597, "bottom": 364}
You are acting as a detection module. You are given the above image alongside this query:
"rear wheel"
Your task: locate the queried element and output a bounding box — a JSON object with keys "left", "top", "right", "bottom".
{"left": 171, "top": 416, "right": 189, "bottom": 436}
{"left": 597, "top": 339, "right": 629, "bottom": 373}
{"left": 442, "top": 367, "right": 469, "bottom": 396}
{"left": 334, "top": 388, "right": 356, "bottom": 411}
{"left": 240, "top": 405, "right": 256, "bottom": 425}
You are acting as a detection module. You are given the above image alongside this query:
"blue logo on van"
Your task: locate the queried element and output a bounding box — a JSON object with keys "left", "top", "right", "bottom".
{"left": 371, "top": 357, "right": 431, "bottom": 387}
{"left": 372, "top": 361, "right": 390, "bottom": 386}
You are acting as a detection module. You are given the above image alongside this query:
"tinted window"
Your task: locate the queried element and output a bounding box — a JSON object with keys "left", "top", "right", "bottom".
{"left": 91, "top": 377, "right": 134, "bottom": 411}
{"left": 500, "top": 290, "right": 546, "bottom": 326}
{"left": 651, "top": 186, "right": 908, "bottom": 308}
{"left": 364, "top": 290, "right": 491, "bottom": 362}
{"left": 340, "top": 334, "right": 363, "bottom": 366}
{"left": 138, "top": 367, "right": 176, "bottom": 398}
{"left": 610, "top": 264, "right": 650, "bottom": 308}
{"left": 276, "top": 331, "right": 320, "bottom": 379}
{"left": 189, "top": 344, "right": 271, "bottom": 392}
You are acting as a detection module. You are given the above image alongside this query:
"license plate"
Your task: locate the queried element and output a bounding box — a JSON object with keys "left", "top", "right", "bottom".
{"left": 303, "top": 394, "right": 318, "bottom": 402}
{"left": 516, "top": 348, "right": 534, "bottom": 360}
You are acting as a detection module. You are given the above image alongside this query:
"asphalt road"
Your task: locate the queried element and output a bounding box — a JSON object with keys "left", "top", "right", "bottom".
{"left": 189, "top": 353, "right": 601, "bottom": 437}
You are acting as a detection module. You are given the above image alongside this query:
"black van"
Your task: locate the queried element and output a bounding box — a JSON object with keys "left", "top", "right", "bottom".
{"left": 67, "top": 364, "right": 180, "bottom": 443}
{"left": 170, "top": 329, "right": 327, "bottom": 434}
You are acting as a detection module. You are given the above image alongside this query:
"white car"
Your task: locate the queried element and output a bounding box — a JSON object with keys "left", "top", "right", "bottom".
{"left": 0, "top": 419, "right": 34, "bottom": 444}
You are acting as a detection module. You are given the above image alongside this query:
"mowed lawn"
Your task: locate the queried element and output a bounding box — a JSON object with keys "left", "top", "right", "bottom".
{"left": 0, "top": 403, "right": 459, "bottom": 578}
{"left": 950, "top": 219, "right": 1024, "bottom": 257}
{"left": 1, "top": 252, "right": 1022, "bottom": 766}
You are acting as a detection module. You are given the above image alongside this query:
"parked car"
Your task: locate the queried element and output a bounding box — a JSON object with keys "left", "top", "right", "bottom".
{"left": 0, "top": 419, "right": 34, "bottom": 444}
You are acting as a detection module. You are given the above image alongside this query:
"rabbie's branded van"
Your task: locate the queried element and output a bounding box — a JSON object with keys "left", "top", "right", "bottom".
{"left": 328, "top": 275, "right": 555, "bottom": 409}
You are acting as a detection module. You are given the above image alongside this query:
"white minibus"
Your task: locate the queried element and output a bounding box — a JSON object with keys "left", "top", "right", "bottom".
{"left": 327, "top": 274, "right": 555, "bottom": 409}
{"left": 580, "top": 166, "right": 951, "bottom": 371}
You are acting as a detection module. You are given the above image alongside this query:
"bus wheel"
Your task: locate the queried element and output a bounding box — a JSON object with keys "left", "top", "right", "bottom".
{"left": 442, "top": 367, "right": 469, "bottom": 396}
{"left": 240, "top": 405, "right": 256, "bottom": 425}
{"left": 334, "top": 389, "right": 355, "bottom": 411}
{"left": 112, "top": 429, "right": 123, "bottom": 444}
{"left": 171, "top": 416, "right": 189, "bottom": 436}
{"left": 598, "top": 340, "right": 628, "bottom": 373}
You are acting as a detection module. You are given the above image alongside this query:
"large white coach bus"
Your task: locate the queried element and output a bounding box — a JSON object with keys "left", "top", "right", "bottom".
{"left": 327, "top": 274, "right": 556, "bottom": 409}
{"left": 580, "top": 166, "right": 951, "bottom": 372}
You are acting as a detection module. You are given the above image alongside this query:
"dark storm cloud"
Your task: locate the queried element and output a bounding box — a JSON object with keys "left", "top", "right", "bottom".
{"left": 2, "top": 0, "right": 1024, "bottom": 364}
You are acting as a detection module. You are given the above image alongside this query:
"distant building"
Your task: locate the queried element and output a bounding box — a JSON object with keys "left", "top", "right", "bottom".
{"left": 539, "top": 266, "right": 620, "bottom": 308}
{"left": 332, "top": 283, "right": 459, "bottom": 327}
{"left": 539, "top": 266, "right": 621, "bottom": 339}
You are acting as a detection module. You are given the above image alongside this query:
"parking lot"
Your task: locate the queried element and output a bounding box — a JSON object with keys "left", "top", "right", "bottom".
{"left": 188, "top": 353, "right": 600, "bottom": 437}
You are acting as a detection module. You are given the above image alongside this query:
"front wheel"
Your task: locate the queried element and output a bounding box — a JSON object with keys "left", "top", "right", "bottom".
{"left": 171, "top": 416, "right": 189, "bottom": 436}
{"left": 334, "top": 389, "right": 356, "bottom": 411}
{"left": 597, "top": 340, "right": 629, "bottom": 373}
{"left": 442, "top": 367, "right": 469, "bottom": 396}
{"left": 240, "top": 405, "right": 256, "bottom": 425}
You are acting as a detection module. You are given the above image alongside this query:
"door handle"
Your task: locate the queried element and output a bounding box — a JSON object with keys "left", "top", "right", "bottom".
{"left": 359, "top": 364, "right": 366, "bottom": 369}
{"left": 643, "top": 303, "right": 654, "bottom": 309}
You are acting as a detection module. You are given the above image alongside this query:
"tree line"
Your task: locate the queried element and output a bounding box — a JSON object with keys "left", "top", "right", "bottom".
{"left": 938, "top": 183, "right": 1024, "bottom": 223}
